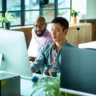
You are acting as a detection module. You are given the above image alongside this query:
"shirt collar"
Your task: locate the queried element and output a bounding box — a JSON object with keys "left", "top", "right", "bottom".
{"left": 52, "top": 40, "right": 68, "bottom": 49}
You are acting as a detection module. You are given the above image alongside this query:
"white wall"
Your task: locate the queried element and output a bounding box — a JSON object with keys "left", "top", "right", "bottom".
{"left": 85, "top": 0, "right": 96, "bottom": 19}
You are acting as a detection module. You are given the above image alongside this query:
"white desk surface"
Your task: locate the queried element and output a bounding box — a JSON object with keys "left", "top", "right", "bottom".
{"left": 78, "top": 41, "right": 96, "bottom": 49}
{"left": 60, "top": 88, "right": 96, "bottom": 96}
{"left": 20, "top": 73, "right": 46, "bottom": 96}
{"left": 21, "top": 73, "right": 96, "bottom": 96}
{"left": 0, "top": 71, "right": 96, "bottom": 96}
{"left": 21, "top": 78, "right": 44, "bottom": 96}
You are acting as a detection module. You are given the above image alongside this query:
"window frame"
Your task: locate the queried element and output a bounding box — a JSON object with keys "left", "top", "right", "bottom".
{"left": 0, "top": 0, "right": 72, "bottom": 27}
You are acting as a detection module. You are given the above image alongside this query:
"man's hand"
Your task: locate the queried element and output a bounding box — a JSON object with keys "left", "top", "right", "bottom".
{"left": 29, "top": 56, "right": 36, "bottom": 62}
{"left": 31, "top": 67, "right": 35, "bottom": 73}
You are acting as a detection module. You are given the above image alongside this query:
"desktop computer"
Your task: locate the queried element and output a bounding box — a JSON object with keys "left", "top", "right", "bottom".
{"left": 0, "top": 30, "right": 32, "bottom": 95}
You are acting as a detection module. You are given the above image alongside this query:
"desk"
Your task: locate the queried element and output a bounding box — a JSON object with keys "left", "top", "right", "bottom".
{"left": 21, "top": 73, "right": 61, "bottom": 96}
{"left": 0, "top": 71, "right": 95, "bottom": 96}
{"left": 60, "top": 88, "right": 96, "bottom": 96}
{"left": 21, "top": 73, "right": 96, "bottom": 96}
{"left": 78, "top": 41, "right": 96, "bottom": 49}
{"left": 20, "top": 73, "right": 62, "bottom": 96}
{"left": 21, "top": 78, "right": 44, "bottom": 96}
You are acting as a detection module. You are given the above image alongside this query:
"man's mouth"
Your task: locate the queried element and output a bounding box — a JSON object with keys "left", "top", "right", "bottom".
{"left": 37, "top": 31, "right": 41, "bottom": 34}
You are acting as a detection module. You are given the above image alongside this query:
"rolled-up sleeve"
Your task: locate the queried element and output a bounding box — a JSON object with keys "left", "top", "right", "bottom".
{"left": 30, "top": 47, "right": 45, "bottom": 72}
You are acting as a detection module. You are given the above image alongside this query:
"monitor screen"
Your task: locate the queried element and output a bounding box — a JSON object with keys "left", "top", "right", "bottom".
{"left": 60, "top": 47, "right": 96, "bottom": 95}
{"left": 0, "top": 29, "right": 32, "bottom": 78}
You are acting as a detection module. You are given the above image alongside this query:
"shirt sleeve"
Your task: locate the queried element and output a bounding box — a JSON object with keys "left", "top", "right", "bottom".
{"left": 46, "top": 38, "right": 53, "bottom": 44}
{"left": 30, "top": 47, "right": 45, "bottom": 72}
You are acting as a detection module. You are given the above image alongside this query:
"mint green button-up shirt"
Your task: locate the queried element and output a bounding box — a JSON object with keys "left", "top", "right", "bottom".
{"left": 31, "top": 41, "right": 76, "bottom": 74}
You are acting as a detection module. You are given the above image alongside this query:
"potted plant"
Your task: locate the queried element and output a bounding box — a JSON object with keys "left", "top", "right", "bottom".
{"left": 0, "top": 12, "right": 16, "bottom": 29}
{"left": 70, "top": 9, "right": 79, "bottom": 23}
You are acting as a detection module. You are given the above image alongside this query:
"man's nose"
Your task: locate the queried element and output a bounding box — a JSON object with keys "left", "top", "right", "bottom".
{"left": 36, "top": 27, "right": 41, "bottom": 30}
{"left": 36, "top": 26, "right": 40, "bottom": 29}
{"left": 52, "top": 30, "right": 56, "bottom": 35}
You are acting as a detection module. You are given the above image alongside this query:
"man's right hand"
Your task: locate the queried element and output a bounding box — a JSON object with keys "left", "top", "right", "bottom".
{"left": 29, "top": 56, "right": 36, "bottom": 62}
{"left": 31, "top": 67, "right": 35, "bottom": 73}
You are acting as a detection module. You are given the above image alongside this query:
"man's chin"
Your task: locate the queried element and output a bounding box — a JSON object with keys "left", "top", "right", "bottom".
{"left": 35, "top": 31, "right": 45, "bottom": 37}
{"left": 53, "top": 39, "right": 57, "bottom": 42}
{"left": 36, "top": 33, "right": 43, "bottom": 37}
{"left": 53, "top": 38, "right": 56, "bottom": 40}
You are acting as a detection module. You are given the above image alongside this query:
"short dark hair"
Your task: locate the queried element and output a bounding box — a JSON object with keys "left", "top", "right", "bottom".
{"left": 52, "top": 17, "right": 69, "bottom": 29}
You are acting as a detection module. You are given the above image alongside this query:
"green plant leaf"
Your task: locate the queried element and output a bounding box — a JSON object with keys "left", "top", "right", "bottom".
{"left": 70, "top": 9, "right": 79, "bottom": 17}
{"left": 0, "top": 11, "right": 16, "bottom": 23}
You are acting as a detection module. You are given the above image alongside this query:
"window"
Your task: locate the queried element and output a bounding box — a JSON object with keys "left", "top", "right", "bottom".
{"left": 72, "top": 0, "right": 86, "bottom": 15}
{"left": 58, "top": 9, "right": 70, "bottom": 21}
{"left": 25, "top": 11, "right": 39, "bottom": 25}
{"left": 42, "top": 0, "right": 55, "bottom": 23}
{"left": 7, "top": 0, "right": 21, "bottom": 26}
{"left": 25, "top": 0, "right": 39, "bottom": 25}
{"left": 58, "top": 0, "right": 71, "bottom": 21}
{"left": 7, "top": 0, "right": 21, "bottom": 11}
{"left": 0, "top": 0, "right": 2, "bottom": 11}
{"left": 72, "top": 0, "right": 86, "bottom": 21}
{"left": 0, "top": 13, "right": 2, "bottom": 27}
{"left": 0, "top": 0, "right": 72, "bottom": 27}
{"left": 25, "top": 0, "right": 39, "bottom": 10}
{"left": 0, "top": 0, "right": 2, "bottom": 27}
{"left": 9, "top": 12, "right": 21, "bottom": 25}
{"left": 58, "top": 0, "right": 70, "bottom": 8}
{"left": 42, "top": 10, "right": 54, "bottom": 22}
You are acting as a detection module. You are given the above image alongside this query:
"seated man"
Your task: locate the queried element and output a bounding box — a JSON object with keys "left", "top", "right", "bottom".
{"left": 28, "top": 16, "right": 53, "bottom": 62}
{"left": 31, "top": 17, "right": 76, "bottom": 76}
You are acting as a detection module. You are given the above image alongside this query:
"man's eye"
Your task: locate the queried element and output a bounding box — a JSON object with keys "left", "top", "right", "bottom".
{"left": 55, "top": 30, "right": 59, "bottom": 32}
{"left": 51, "top": 29, "right": 53, "bottom": 31}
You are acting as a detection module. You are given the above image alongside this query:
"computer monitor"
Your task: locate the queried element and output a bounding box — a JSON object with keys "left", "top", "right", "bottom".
{"left": 0, "top": 29, "right": 32, "bottom": 78}
{"left": 60, "top": 47, "right": 96, "bottom": 95}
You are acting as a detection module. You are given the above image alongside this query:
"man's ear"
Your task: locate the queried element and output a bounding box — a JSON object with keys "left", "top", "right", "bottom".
{"left": 64, "top": 29, "right": 68, "bottom": 35}
{"left": 45, "top": 23, "right": 47, "bottom": 27}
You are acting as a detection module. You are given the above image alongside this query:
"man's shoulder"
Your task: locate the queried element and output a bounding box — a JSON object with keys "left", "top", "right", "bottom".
{"left": 63, "top": 41, "right": 77, "bottom": 48}
{"left": 67, "top": 42, "right": 77, "bottom": 48}
{"left": 41, "top": 42, "right": 54, "bottom": 51}
{"left": 45, "top": 30, "right": 51, "bottom": 36}
{"left": 43, "top": 42, "right": 53, "bottom": 48}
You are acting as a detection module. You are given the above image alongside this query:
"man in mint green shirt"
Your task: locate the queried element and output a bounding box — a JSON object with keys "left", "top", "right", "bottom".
{"left": 31, "top": 17, "right": 76, "bottom": 76}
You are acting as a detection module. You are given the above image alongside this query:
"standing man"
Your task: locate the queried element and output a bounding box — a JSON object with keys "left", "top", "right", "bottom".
{"left": 31, "top": 17, "right": 76, "bottom": 76}
{"left": 28, "top": 16, "right": 53, "bottom": 62}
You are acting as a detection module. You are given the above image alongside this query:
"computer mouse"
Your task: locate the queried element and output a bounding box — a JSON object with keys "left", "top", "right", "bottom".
{"left": 31, "top": 76, "right": 38, "bottom": 83}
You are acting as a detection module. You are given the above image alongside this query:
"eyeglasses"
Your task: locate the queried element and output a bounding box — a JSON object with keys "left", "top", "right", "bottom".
{"left": 33, "top": 24, "right": 46, "bottom": 29}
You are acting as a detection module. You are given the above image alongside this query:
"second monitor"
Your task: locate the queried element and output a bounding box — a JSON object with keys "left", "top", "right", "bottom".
{"left": 60, "top": 47, "right": 96, "bottom": 95}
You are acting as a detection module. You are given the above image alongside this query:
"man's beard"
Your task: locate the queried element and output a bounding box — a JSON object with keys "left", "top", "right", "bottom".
{"left": 35, "top": 30, "right": 46, "bottom": 37}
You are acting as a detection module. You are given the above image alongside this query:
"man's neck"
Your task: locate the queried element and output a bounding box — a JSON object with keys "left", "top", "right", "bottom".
{"left": 55, "top": 40, "right": 66, "bottom": 52}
